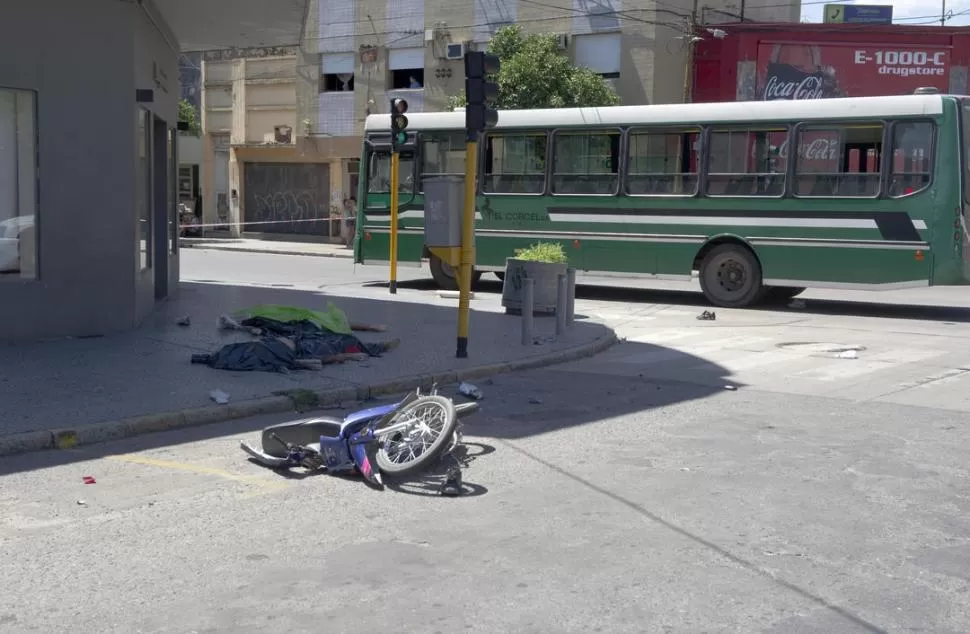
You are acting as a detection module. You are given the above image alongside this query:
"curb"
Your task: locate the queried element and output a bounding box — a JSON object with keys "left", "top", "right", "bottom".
{"left": 0, "top": 330, "right": 619, "bottom": 458}
{"left": 180, "top": 242, "right": 353, "bottom": 259}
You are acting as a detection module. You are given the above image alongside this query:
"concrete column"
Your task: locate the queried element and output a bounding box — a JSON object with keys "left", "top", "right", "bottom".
{"left": 200, "top": 59, "right": 215, "bottom": 231}
{"left": 228, "top": 59, "right": 246, "bottom": 237}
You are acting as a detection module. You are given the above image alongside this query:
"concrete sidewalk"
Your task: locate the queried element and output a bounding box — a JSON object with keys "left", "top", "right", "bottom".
{"left": 180, "top": 237, "right": 353, "bottom": 258}
{"left": 0, "top": 281, "right": 615, "bottom": 456}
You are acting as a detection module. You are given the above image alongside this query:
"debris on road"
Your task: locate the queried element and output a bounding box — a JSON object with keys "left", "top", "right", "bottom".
{"left": 697, "top": 310, "right": 716, "bottom": 321}
{"left": 82, "top": 476, "right": 96, "bottom": 485}
{"left": 458, "top": 382, "right": 483, "bottom": 400}
{"left": 837, "top": 349, "right": 858, "bottom": 359}
{"left": 77, "top": 500, "right": 87, "bottom": 505}
{"left": 723, "top": 385, "right": 738, "bottom": 391}
{"left": 176, "top": 316, "right": 191, "bottom": 327}
{"left": 438, "top": 290, "right": 476, "bottom": 300}
{"left": 218, "top": 314, "right": 243, "bottom": 331}
{"left": 209, "top": 389, "right": 230, "bottom": 404}
{"left": 529, "top": 397, "right": 543, "bottom": 404}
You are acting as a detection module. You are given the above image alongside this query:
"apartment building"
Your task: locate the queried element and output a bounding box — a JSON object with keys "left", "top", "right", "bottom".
{"left": 200, "top": 0, "right": 801, "bottom": 238}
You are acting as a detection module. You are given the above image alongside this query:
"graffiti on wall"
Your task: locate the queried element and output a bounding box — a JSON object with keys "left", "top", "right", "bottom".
{"left": 242, "top": 163, "right": 331, "bottom": 235}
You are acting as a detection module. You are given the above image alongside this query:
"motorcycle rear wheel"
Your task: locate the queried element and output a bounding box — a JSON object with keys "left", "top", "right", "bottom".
{"left": 376, "top": 395, "right": 458, "bottom": 477}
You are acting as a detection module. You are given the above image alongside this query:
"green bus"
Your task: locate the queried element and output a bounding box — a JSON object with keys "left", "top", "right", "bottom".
{"left": 355, "top": 92, "right": 970, "bottom": 307}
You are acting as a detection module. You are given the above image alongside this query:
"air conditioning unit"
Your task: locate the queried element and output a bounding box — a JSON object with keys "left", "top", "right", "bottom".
{"left": 445, "top": 41, "right": 468, "bottom": 60}
{"left": 274, "top": 124, "right": 293, "bottom": 144}
{"left": 554, "top": 33, "right": 568, "bottom": 50}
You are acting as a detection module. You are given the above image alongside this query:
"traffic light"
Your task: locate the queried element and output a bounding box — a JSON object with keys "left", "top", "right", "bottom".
{"left": 390, "top": 98, "right": 408, "bottom": 151}
{"left": 464, "top": 51, "right": 500, "bottom": 140}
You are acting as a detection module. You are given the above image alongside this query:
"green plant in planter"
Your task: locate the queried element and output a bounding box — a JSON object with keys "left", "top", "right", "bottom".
{"left": 515, "top": 242, "right": 568, "bottom": 264}
{"left": 502, "top": 242, "right": 569, "bottom": 314}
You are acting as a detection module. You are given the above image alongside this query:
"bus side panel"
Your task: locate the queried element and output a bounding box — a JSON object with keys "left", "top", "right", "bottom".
{"left": 755, "top": 245, "right": 931, "bottom": 285}
{"left": 929, "top": 98, "right": 970, "bottom": 286}
{"left": 358, "top": 194, "right": 425, "bottom": 265}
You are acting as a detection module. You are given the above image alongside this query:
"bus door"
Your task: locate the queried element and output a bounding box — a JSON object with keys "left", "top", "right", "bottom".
{"left": 960, "top": 101, "right": 970, "bottom": 278}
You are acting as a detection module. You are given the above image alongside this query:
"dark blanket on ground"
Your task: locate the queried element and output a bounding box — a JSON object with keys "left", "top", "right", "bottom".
{"left": 191, "top": 317, "right": 384, "bottom": 373}
{"left": 194, "top": 338, "right": 297, "bottom": 372}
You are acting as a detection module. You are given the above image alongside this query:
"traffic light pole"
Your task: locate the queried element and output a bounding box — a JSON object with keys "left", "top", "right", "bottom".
{"left": 389, "top": 150, "right": 399, "bottom": 294}
{"left": 387, "top": 97, "right": 409, "bottom": 295}
{"left": 456, "top": 138, "right": 477, "bottom": 358}
{"left": 455, "top": 50, "right": 500, "bottom": 358}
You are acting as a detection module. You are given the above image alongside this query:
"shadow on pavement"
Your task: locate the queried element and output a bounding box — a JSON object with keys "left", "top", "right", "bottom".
{"left": 368, "top": 277, "right": 970, "bottom": 324}
{"left": 0, "top": 280, "right": 731, "bottom": 475}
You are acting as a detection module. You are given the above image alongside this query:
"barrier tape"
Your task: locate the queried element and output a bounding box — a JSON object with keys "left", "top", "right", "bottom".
{"left": 180, "top": 217, "right": 352, "bottom": 229}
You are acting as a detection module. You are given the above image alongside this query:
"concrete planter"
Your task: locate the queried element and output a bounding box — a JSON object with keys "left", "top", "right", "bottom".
{"left": 501, "top": 257, "right": 568, "bottom": 315}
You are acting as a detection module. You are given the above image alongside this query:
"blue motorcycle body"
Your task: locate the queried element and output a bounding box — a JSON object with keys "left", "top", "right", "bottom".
{"left": 240, "top": 388, "right": 476, "bottom": 486}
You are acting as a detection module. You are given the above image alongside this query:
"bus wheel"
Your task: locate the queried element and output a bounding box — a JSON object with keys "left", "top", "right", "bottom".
{"left": 699, "top": 243, "right": 766, "bottom": 308}
{"left": 765, "top": 286, "right": 806, "bottom": 302}
{"left": 429, "top": 253, "right": 481, "bottom": 290}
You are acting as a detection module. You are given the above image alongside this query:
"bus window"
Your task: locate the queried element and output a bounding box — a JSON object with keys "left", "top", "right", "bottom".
{"left": 889, "top": 121, "right": 933, "bottom": 197}
{"left": 626, "top": 128, "right": 700, "bottom": 196}
{"left": 483, "top": 133, "right": 547, "bottom": 194}
{"left": 793, "top": 123, "right": 882, "bottom": 198}
{"left": 365, "top": 149, "right": 415, "bottom": 196}
{"left": 420, "top": 131, "right": 465, "bottom": 191}
{"left": 706, "top": 128, "right": 787, "bottom": 197}
{"left": 552, "top": 130, "right": 621, "bottom": 195}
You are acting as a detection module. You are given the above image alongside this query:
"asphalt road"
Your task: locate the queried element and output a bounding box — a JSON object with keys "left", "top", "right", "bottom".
{"left": 2, "top": 368, "right": 968, "bottom": 633}
{"left": 2, "top": 250, "right": 969, "bottom": 633}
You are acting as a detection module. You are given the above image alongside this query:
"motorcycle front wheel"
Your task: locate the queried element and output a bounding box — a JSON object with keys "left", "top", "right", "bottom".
{"left": 375, "top": 395, "right": 458, "bottom": 477}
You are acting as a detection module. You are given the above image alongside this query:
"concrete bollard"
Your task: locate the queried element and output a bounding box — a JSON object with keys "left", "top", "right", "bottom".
{"left": 566, "top": 268, "right": 576, "bottom": 325}
{"left": 521, "top": 277, "right": 534, "bottom": 346}
{"left": 555, "top": 273, "right": 567, "bottom": 336}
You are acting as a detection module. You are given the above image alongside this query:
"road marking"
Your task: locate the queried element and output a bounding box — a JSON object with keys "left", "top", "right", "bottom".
{"left": 105, "top": 454, "right": 290, "bottom": 494}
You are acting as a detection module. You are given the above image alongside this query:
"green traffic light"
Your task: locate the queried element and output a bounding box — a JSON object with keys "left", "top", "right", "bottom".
{"left": 394, "top": 131, "right": 407, "bottom": 145}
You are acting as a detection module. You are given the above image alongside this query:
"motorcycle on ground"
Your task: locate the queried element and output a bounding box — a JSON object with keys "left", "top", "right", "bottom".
{"left": 240, "top": 385, "right": 477, "bottom": 492}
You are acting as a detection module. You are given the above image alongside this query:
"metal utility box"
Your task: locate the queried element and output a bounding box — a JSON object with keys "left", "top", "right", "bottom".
{"left": 423, "top": 175, "right": 466, "bottom": 248}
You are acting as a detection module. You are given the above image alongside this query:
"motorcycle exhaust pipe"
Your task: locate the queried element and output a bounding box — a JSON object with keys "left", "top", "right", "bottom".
{"left": 455, "top": 402, "right": 480, "bottom": 417}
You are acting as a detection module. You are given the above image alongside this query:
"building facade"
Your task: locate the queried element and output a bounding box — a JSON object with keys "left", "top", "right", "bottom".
{"left": 199, "top": 0, "right": 801, "bottom": 238}
{"left": 0, "top": 0, "right": 181, "bottom": 341}
{"left": 0, "top": 0, "right": 307, "bottom": 342}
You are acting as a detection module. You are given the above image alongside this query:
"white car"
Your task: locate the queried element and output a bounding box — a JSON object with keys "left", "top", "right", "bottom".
{"left": 0, "top": 215, "right": 34, "bottom": 273}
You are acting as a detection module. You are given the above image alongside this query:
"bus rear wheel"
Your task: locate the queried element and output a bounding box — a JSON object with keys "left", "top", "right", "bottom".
{"left": 699, "top": 243, "right": 766, "bottom": 308}
{"left": 429, "top": 253, "right": 481, "bottom": 291}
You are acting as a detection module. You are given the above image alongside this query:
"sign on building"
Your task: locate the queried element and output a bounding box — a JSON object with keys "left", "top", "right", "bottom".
{"left": 823, "top": 4, "right": 894, "bottom": 24}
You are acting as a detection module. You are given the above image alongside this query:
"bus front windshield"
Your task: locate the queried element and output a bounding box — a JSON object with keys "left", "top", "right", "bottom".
{"left": 366, "top": 149, "right": 415, "bottom": 197}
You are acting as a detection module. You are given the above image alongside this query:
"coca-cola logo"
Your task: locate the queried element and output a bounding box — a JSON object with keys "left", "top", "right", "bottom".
{"left": 763, "top": 74, "right": 826, "bottom": 100}
{"left": 760, "top": 62, "right": 841, "bottom": 101}
{"left": 776, "top": 137, "right": 839, "bottom": 161}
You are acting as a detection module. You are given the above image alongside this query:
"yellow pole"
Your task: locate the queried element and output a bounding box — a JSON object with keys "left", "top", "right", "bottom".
{"left": 389, "top": 151, "right": 399, "bottom": 294}
{"left": 456, "top": 140, "right": 477, "bottom": 358}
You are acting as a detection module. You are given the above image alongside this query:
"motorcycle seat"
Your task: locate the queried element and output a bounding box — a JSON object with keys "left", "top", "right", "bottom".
{"left": 260, "top": 416, "right": 344, "bottom": 456}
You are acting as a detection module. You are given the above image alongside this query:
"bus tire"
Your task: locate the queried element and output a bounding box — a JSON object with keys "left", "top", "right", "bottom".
{"left": 765, "top": 286, "right": 806, "bottom": 302}
{"left": 429, "top": 253, "right": 481, "bottom": 290}
{"left": 698, "top": 243, "right": 766, "bottom": 308}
